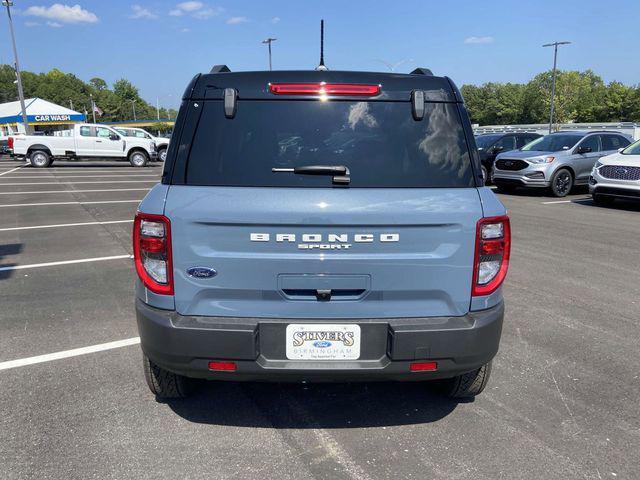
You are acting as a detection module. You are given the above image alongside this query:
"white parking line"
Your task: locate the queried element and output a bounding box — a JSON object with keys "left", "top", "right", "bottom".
{"left": 0, "top": 219, "right": 133, "bottom": 232}
{"left": 0, "top": 180, "right": 158, "bottom": 186}
{"left": 0, "top": 199, "right": 141, "bottom": 208}
{"left": 0, "top": 166, "right": 23, "bottom": 177}
{"left": 542, "top": 197, "right": 591, "bottom": 205}
{"left": 0, "top": 337, "right": 140, "bottom": 371}
{"left": 0, "top": 188, "right": 150, "bottom": 195}
{"left": 0, "top": 254, "right": 133, "bottom": 272}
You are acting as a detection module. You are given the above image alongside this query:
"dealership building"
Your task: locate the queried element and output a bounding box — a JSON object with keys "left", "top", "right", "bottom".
{"left": 0, "top": 98, "right": 85, "bottom": 139}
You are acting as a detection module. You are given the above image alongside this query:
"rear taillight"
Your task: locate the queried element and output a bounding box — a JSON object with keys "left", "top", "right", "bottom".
{"left": 133, "top": 212, "right": 173, "bottom": 295}
{"left": 7, "top": 137, "right": 14, "bottom": 150}
{"left": 268, "top": 83, "right": 381, "bottom": 96}
{"left": 472, "top": 215, "right": 510, "bottom": 297}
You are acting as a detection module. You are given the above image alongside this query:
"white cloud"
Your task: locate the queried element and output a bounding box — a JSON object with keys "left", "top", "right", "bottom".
{"left": 169, "top": 2, "right": 222, "bottom": 19}
{"left": 47, "top": 21, "right": 64, "bottom": 27}
{"left": 193, "top": 7, "right": 221, "bottom": 19}
{"left": 464, "top": 36, "right": 494, "bottom": 45}
{"left": 25, "top": 21, "right": 41, "bottom": 27}
{"left": 130, "top": 5, "right": 158, "bottom": 20}
{"left": 25, "top": 4, "right": 98, "bottom": 24}
{"left": 226, "top": 16, "right": 248, "bottom": 24}
{"left": 271, "top": 16, "right": 280, "bottom": 24}
{"left": 180, "top": 27, "right": 191, "bottom": 32}
{"left": 176, "top": 1, "right": 203, "bottom": 12}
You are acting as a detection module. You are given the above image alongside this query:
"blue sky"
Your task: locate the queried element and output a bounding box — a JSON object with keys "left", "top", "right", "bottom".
{"left": 1, "top": 0, "right": 638, "bottom": 109}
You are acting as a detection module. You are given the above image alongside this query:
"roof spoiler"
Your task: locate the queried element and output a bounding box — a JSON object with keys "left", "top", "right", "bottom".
{"left": 410, "top": 68, "right": 433, "bottom": 76}
{"left": 210, "top": 65, "right": 231, "bottom": 74}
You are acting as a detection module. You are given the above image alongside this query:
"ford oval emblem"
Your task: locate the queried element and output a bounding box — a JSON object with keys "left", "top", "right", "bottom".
{"left": 313, "top": 340, "right": 332, "bottom": 348}
{"left": 187, "top": 267, "right": 217, "bottom": 279}
{"left": 616, "top": 168, "right": 628, "bottom": 175}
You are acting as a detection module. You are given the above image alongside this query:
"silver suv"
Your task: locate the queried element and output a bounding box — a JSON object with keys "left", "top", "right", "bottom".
{"left": 493, "top": 131, "right": 632, "bottom": 197}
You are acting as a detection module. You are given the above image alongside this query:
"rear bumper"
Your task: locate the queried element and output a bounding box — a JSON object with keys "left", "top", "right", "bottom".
{"left": 136, "top": 299, "right": 504, "bottom": 382}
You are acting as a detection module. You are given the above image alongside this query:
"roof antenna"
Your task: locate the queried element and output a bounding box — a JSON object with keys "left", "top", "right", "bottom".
{"left": 316, "top": 19, "right": 328, "bottom": 71}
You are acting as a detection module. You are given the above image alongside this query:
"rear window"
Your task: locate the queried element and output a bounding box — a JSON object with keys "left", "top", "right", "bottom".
{"left": 184, "top": 101, "right": 474, "bottom": 188}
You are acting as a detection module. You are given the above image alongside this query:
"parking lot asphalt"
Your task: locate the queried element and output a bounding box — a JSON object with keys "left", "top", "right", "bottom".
{"left": 1, "top": 158, "right": 638, "bottom": 480}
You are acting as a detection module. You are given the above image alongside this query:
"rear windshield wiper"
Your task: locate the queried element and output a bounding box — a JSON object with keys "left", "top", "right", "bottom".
{"left": 272, "top": 165, "right": 350, "bottom": 185}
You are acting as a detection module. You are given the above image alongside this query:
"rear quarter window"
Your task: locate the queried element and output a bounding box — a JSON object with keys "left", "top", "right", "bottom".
{"left": 182, "top": 100, "right": 474, "bottom": 188}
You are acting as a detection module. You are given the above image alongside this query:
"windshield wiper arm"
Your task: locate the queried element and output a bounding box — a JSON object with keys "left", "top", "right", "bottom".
{"left": 272, "top": 165, "right": 350, "bottom": 185}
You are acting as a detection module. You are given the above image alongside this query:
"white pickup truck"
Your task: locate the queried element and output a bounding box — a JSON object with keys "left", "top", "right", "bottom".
{"left": 10, "top": 123, "right": 157, "bottom": 168}
{"left": 113, "top": 127, "right": 170, "bottom": 162}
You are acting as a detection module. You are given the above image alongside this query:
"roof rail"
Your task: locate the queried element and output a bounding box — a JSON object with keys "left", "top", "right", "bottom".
{"left": 210, "top": 65, "right": 231, "bottom": 74}
{"left": 410, "top": 68, "right": 433, "bottom": 76}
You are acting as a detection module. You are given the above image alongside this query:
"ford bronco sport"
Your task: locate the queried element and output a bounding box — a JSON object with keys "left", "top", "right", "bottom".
{"left": 134, "top": 66, "right": 510, "bottom": 399}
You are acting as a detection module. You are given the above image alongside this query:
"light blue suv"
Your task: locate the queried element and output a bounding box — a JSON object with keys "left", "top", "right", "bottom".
{"left": 493, "top": 131, "right": 632, "bottom": 197}
{"left": 133, "top": 67, "right": 511, "bottom": 399}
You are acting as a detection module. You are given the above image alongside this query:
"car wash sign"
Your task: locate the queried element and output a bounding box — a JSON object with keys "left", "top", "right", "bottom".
{"left": 33, "top": 114, "right": 72, "bottom": 122}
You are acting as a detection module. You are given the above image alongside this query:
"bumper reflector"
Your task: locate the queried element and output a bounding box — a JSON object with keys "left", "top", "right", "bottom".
{"left": 208, "top": 361, "right": 237, "bottom": 372}
{"left": 409, "top": 361, "right": 438, "bottom": 372}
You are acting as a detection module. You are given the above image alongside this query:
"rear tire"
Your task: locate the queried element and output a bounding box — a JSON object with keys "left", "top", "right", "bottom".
{"left": 129, "top": 150, "right": 149, "bottom": 167}
{"left": 592, "top": 193, "right": 615, "bottom": 207}
{"left": 444, "top": 362, "right": 492, "bottom": 398}
{"left": 158, "top": 147, "right": 167, "bottom": 162}
{"left": 481, "top": 165, "right": 489, "bottom": 185}
{"left": 550, "top": 168, "right": 573, "bottom": 197}
{"left": 29, "top": 150, "right": 51, "bottom": 168}
{"left": 142, "top": 353, "right": 192, "bottom": 399}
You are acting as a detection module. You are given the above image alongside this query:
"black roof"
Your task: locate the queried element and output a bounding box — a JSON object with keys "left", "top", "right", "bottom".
{"left": 183, "top": 69, "right": 462, "bottom": 103}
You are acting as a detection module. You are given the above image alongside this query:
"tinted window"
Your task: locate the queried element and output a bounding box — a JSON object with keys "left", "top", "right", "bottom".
{"left": 185, "top": 101, "right": 474, "bottom": 188}
{"left": 516, "top": 135, "right": 537, "bottom": 148}
{"left": 601, "top": 135, "right": 629, "bottom": 151}
{"left": 475, "top": 134, "right": 502, "bottom": 149}
{"left": 493, "top": 136, "right": 516, "bottom": 151}
{"left": 521, "top": 134, "right": 582, "bottom": 152}
{"left": 577, "top": 135, "right": 600, "bottom": 152}
{"left": 80, "top": 126, "right": 93, "bottom": 137}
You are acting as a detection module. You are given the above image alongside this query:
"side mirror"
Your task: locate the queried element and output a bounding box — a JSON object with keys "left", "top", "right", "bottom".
{"left": 618, "top": 148, "right": 624, "bottom": 153}
{"left": 491, "top": 146, "right": 504, "bottom": 154}
{"left": 576, "top": 146, "right": 592, "bottom": 154}
{"left": 109, "top": 134, "right": 120, "bottom": 141}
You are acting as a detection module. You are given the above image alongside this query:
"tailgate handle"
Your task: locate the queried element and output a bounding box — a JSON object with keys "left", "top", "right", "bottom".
{"left": 282, "top": 288, "right": 366, "bottom": 301}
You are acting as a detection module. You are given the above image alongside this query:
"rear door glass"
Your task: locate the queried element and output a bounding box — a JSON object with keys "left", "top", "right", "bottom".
{"left": 184, "top": 101, "right": 474, "bottom": 188}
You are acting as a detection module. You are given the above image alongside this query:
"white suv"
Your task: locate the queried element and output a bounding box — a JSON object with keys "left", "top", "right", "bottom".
{"left": 590, "top": 139, "right": 640, "bottom": 206}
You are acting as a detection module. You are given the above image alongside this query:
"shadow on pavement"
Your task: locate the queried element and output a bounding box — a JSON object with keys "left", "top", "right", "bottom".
{"left": 0, "top": 243, "right": 23, "bottom": 280}
{"left": 576, "top": 197, "right": 640, "bottom": 212}
{"left": 167, "top": 380, "right": 462, "bottom": 428}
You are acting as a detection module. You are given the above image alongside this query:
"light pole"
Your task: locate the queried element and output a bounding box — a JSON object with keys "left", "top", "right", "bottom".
{"left": 130, "top": 100, "right": 137, "bottom": 121}
{"left": 156, "top": 96, "right": 160, "bottom": 121}
{"left": 543, "top": 41, "right": 571, "bottom": 134}
{"left": 262, "top": 37, "right": 277, "bottom": 71}
{"left": 3, "top": 0, "right": 30, "bottom": 134}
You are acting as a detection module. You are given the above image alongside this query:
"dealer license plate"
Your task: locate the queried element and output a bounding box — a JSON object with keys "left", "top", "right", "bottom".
{"left": 285, "top": 324, "right": 361, "bottom": 360}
